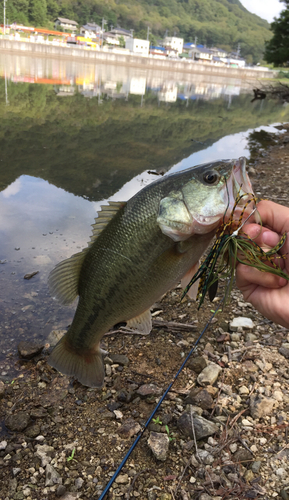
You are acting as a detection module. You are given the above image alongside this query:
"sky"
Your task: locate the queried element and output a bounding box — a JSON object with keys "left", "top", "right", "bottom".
{"left": 240, "top": 0, "right": 284, "bottom": 23}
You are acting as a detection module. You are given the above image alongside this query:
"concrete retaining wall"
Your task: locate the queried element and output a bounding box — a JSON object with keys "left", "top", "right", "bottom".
{"left": 0, "top": 38, "right": 276, "bottom": 80}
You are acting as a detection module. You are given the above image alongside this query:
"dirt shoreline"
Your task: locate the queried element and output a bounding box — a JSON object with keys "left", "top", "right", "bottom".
{"left": 1, "top": 125, "right": 289, "bottom": 500}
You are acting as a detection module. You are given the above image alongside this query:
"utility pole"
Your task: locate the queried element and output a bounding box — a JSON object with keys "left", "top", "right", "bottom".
{"left": 130, "top": 29, "right": 134, "bottom": 38}
{"left": 237, "top": 42, "right": 241, "bottom": 57}
{"left": 194, "top": 36, "right": 198, "bottom": 46}
{"left": 147, "top": 26, "right": 150, "bottom": 41}
{"left": 4, "top": 0, "right": 6, "bottom": 35}
{"left": 101, "top": 18, "right": 107, "bottom": 48}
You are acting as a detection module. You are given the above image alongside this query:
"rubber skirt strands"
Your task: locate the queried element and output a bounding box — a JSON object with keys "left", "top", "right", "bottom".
{"left": 97, "top": 307, "right": 221, "bottom": 500}
{"left": 182, "top": 192, "right": 289, "bottom": 309}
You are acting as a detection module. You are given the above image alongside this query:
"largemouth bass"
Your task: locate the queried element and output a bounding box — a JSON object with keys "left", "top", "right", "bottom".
{"left": 48, "top": 157, "right": 253, "bottom": 388}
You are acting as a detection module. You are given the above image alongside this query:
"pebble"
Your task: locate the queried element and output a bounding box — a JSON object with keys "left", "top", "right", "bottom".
{"left": 115, "top": 474, "right": 129, "bottom": 484}
{"left": 229, "top": 317, "right": 254, "bottom": 330}
{"left": 177, "top": 411, "right": 218, "bottom": 440}
{"left": 117, "top": 419, "right": 141, "bottom": 439}
{"left": 136, "top": 384, "right": 163, "bottom": 397}
{"left": 45, "top": 464, "right": 61, "bottom": 486}
{"left": 250, "top": 395, "right": 275, "bottom": 419}
{"left": 197, "top": 363, "right": 222, "bottom": 386}
{"left": 147, "top": 432, "right": 169, "bottom": 461}
{"left": 187, "top": 356, "right": 207, "bottom": 373}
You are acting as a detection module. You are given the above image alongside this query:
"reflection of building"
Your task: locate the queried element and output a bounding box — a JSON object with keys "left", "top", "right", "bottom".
{"left": 158, "top": 85, "right": 178, "bottom": 102}
{"left": 54, "top": 17, "right": 78, "bottom": 32}
{"left": 163, "top": 37, "right": 183, "bottom": 55}
{"left": 126, "top": 38, "right": 149, "bottom": 56}
{"left": 80, "top": 23, "right": 101, "bottom": 38}
{"left": 54, "top": 86, "right": 75, "bottom": 96}
{"left": 122, "top": 77, "right": 146, "bottom": 95}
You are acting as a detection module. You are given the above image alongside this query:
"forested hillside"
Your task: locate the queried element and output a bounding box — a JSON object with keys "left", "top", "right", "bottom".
{"left": 0, "top": 0, "right": 271, "bottom": 63}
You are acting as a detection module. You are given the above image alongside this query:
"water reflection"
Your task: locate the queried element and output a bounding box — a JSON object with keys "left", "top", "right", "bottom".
{"left": 0, "top": 52, "right": 245, "bottom": 104}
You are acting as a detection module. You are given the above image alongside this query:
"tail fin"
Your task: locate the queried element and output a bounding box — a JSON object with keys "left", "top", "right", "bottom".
{"left": 48, "top": 335, "right": 105, "bottom": 388}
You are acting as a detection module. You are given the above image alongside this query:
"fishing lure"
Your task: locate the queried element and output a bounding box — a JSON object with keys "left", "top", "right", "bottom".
{"left": 182, "top": 191, "right": 288, "bottom": 309}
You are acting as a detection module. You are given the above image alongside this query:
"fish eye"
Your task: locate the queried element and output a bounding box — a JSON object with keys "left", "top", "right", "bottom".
{"left": 203, "top": 171, "right": 219, "bottom": 184}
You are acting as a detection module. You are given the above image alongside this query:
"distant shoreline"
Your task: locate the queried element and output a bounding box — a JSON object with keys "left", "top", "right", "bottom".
{"left": 0, "top": 38, "right": 276, "bottom": 80}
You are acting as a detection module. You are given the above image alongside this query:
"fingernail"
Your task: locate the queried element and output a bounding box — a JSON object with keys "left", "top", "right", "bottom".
{"left": 279, "top": 277, "right": 288, "bottom": 287}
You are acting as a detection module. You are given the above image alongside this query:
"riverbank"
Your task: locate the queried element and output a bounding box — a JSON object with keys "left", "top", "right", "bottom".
{"left": 0, "top": 37, "right": 276, "bottom": 80}
{"left": 1, "top": 125, "right": 289, "bottom": 499}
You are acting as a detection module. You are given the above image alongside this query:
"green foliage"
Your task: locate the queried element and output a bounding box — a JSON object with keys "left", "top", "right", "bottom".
{"left": 29, "top": 0, "right": 47, "bottom": 26}
{"left": 265, "top": 2, "right": 289, "bottom": 66}
{"left": 0, "top": 0, "right": 271, "bottom": 63}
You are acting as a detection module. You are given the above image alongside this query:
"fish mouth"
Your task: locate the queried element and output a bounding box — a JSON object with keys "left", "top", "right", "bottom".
{"left": 224, "top": 157, "right": 256, "bottom": 221}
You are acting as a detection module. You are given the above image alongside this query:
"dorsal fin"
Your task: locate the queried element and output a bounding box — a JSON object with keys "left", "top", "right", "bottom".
{"left": 48, "top": 201, "right": 126, "bottom": 305}
{"left": 89, "top": 201, "right": 126, "bottom": 245}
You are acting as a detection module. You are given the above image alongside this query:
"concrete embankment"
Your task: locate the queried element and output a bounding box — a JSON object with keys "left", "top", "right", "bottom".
{"left": 0, "top": 38, "right": 276, "bottom": 80}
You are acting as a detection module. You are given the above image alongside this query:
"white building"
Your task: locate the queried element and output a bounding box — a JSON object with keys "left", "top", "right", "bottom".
{"left": 54, "top": 17, "right": 78, "bottom": 32}
{"left": 125, "top": 38, "right": 149, "bottom": 56}
{"left": 80, "top": 23, "right": 101, "bottom": 38}
{"left": 163, "top": 36, "right": 183, "bottom": 55}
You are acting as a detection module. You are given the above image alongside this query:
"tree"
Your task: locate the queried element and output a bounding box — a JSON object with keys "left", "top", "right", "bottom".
{"left": 29, "top": 0, "right": 47, "bottom": 26}
{"left": 265, "top": 0, "right": 289, "bottom": 66}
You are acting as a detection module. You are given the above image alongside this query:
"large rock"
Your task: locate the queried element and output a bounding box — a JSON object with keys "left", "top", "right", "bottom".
{"left": 18, "top": 341, "right": 44, "bottom": 359}
{"left": 177, "top": 411, "right": 218, "bottom": 440}
{"left": 147, "top": 432, "right": 169, "bottom": 461}
{"left": 197, "top": 363, "right": 222, "bottom": 386}
{"left": 250, "top": 395, "right": 275, "bottom": 419}
{"left": 5, "top": 411, "right": 30, "bottom": 432}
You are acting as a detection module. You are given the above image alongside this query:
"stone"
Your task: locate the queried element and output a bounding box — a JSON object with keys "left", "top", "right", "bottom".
{"left": 186, "top": 388, "right": 213, "bottom": 409}
{"left": 5, "top": 411, "right": 30, "bottom": 432}
{"left": 25, "top": 424, "right": 41, "bottom": 438}
{"left": 177, "top": 411, "right": 218, "bottom": 440}
{"left": 0, "top": 380, "right": 5, "bottom": 398}
{"left": 279, "top": 346, "right": 289, "bottom": 359}
{"left": 109, "top": 354, "right": 129, "bottom": 366}
{"left": 250, "top": 395, "right": 275, "bottom": 419}
{"left": 147, "top": 432, "right": 169, "bottom": 461}
{"left": 229, "top": 317, "right": 254, "bottom": 330}
{"left": 75, "top": 477, "right": 84, "bottom": 489}
{"left": 17, "top": 341, "right": 44, "bottom": 359}
{"left": 239, "top": 386, "right": 249, "bottom": 395}
{"left": 251, "top": 461, "right": 262, "bottom": 473}
{"left": 136, "top": 384, "right": 163, "bottom": 397}
{"left": 45, "top": 464, "right": 61, "bottom": 486}
{"left": 115, "top": 474, "right": 129, "bottom": 484}
{"left": 197, "top": 363, "right": 222, "bottom": 386}
{"left": 0, "top": 440, "right": 7, "bottom": 450}
{"left": 197, "top": 450, "right": 214, "bottom": 464}
{"left": 233, "top": 449, "right": 253, "bottom": 466}
{"left": 35, "top": 444, "right": 54, "bottom": 467}
{"left": 47, "top": 330, "right": 66, "bottom": 347}
{"left": 117, "top": 419, "right": 141, "bottom": 439}
{"left": 56, "top": 485, "right": 66, "bottom": 497}
{"left": 187, "top": 356, "right": 207, "bottom": 373}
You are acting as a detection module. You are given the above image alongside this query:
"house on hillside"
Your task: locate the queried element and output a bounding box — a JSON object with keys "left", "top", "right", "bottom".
{"left": 183, "top": 42, "right": 195, "bottom": 53}
{"left": 110, "top": 28, "right": 132, "bottom": 41}
{"left": 163, "top": 36, "right": 183, "bottom": 55}
{"left": 210, "top": 47, "right": 228, "bottom": 58}
{"left": 189, "top": 47, "right": 213, "bottom": 62}
{"left": 80, "top": 23, "right": 101, "bottom": 38}
{"left": 126, "top": 38, "right": 149, "bottom": 56}
{"left": 54, "top": 17, "right": 78, "bottom": 32}
{"left": 103, "top": 32, "right": 120, "bottom": 46}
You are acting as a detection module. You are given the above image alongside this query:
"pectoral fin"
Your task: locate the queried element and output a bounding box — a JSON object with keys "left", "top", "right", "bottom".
{"left": 181, "top": 262, "right": 200, "bottom": 300}
{"left": 126, "top": 309, "right": 152, "bottom": 334}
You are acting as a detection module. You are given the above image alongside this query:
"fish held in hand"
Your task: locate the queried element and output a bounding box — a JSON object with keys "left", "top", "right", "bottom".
{"left": 48, "top": 157, "right": 252, "bottom": 388}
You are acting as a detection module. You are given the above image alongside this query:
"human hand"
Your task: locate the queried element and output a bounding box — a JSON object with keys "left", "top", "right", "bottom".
{"left": 235, "top": 200, "right": 289, "bottom": 328}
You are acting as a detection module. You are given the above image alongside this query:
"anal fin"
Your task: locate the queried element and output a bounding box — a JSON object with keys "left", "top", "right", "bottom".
{"left": 126, "top": 309, "right": 152, "bottom": 334}
{"left": 181, "top": 262, "right": 200, "bottom": 300}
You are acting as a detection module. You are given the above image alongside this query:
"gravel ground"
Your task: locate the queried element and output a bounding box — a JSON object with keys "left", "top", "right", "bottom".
{"left": 1, "top": 124, "right": 289, "bottom": 500}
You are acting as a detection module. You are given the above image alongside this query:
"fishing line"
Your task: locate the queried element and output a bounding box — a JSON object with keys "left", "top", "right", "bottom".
{"left": 97, "top": 304, "right": 222, "bottom": 499}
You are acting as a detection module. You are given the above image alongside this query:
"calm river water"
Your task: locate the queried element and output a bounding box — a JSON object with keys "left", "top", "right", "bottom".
{"left": 0, "top": 52, "right": 288, "bottom": 378}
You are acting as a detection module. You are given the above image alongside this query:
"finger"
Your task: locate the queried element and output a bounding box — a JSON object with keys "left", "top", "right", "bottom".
{"left": 236, "top": 263, "right": 287, "bottom": 289}
{"left": 241, "top": 224, "right": 280, "bottom": 248}
{"left": 256, "top": 200, "right": 289, "bottom": 235}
